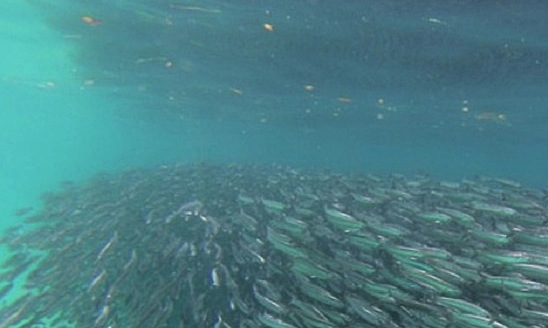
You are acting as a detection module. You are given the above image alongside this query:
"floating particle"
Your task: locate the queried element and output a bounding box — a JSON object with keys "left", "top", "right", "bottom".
{"left": 169, "top": 5, "right": 221, "bottom": 13}
{"left": 337, "top": 97, "right": 351, "bottom": 103}
{"left": 427, "top": 17, "right": 448, "bottom": 26}
{"left": 231, "top": 88, "right": 243, "bottom": 95}
{"left": 475, "top": 112, "right": 508, "bottom": 122}
{"left": 81, "top": 16, "right": 102, "bottom": 26}
{"left": 83, "top": 79, "right": 95, "bottom": 87}
{"left": 37, "top": 81, "right": 56, "bottom": 89}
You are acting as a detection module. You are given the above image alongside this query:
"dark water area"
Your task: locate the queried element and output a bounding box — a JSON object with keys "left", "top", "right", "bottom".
{"left": 27, "top": 0, "right": 548, "bottom": 184}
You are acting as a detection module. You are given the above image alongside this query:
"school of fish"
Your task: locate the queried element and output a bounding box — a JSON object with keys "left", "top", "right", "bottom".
{"left": 1, "top": 163, "right": 547, "bottom": 327}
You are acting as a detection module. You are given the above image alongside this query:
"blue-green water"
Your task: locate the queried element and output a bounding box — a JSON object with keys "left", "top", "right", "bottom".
{"left": 1, "top": 2, "right": 548, "bottom": 318}
{"left": 3, "top": 2, "right": 548, "bottom": 223}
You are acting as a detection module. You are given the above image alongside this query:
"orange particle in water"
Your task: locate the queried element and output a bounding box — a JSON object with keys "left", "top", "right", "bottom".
{"left": 81, "top": 16, "right": 102, "bottom": 26}
{"left": 263, "top": 23, "right": 274, "bottom": 31}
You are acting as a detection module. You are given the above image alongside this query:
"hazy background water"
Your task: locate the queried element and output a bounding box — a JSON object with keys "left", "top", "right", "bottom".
{"left": 2, "top": 0, "right": 548, "bottom": 232}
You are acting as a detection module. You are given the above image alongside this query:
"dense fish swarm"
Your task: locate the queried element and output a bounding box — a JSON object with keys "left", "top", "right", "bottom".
{"left": 1, "top": 163, "right": 548, "bottom": 328}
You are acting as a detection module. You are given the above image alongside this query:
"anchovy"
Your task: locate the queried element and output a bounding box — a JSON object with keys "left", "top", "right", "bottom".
{"left": 253, "top": 285, "right": 286, "bottom": 314}
{"left": 165, "top": 200, "right": 203, "bottom": 223}
{"left": 87, "top": 269, "right": 106, "bottom": 292}
{"left": 211, "top": 267, "right": 221, "bottom": 287}
{"left": 96, "top": 231, "right": 118, "bottom": 262}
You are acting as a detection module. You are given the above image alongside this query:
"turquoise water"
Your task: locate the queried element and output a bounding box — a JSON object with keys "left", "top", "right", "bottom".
{"left": 2, "top": 3, "right": 548, "bottom": 225}
{"left": 0, "top": 1, "right": 548, "bottom": 238}
{"left": 3, "top": 0, "right": 548, "bottom": 229}
{"left": 1, "top": 1, "right": 548, "bottom": 322}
